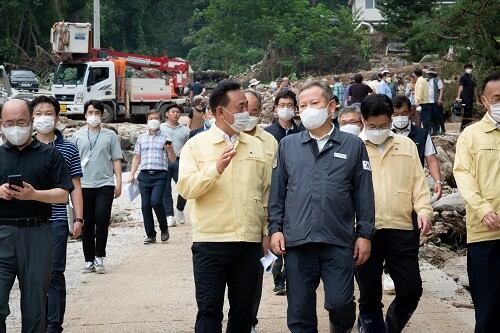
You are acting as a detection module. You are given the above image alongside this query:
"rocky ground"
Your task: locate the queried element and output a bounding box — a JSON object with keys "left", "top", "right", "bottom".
{"left": 5, "top": 170, "right": 476, "bottom": 332}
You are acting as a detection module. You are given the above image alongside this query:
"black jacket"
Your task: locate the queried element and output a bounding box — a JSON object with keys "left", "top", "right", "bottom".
{"left": 268, "top": 129, "right": 376, "bottom": 248}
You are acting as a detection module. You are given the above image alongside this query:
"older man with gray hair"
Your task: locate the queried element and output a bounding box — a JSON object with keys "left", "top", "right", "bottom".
{"left": 269, "top": 81, "right": 375, "bottom": 333}
{"left": 339, "top": 104, "right": 363, "bottom": 136}
{"left": 187, "top": 95, "right": 206, "bottom": 130}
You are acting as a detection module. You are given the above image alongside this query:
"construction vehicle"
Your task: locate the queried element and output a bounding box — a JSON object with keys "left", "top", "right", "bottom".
{"left": 50, "top": 22, "right": 191, "bottom": 122}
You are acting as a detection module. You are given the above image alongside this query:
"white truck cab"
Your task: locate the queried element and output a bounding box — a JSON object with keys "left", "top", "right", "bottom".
{"left": 51, "top": 61, "right": 116, "bottom": 121}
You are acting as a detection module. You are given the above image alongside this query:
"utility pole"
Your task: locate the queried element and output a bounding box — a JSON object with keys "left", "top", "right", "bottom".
{"left": 93, "top": 0, "right": 100, "bottom": 48}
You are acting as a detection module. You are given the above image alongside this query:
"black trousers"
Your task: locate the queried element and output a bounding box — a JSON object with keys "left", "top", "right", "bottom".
{"left": 82, "top": 186, "right": 115, "bottom": 262}
{"left": 356, "top": 228, "right": 422, "bottom": 322}
{"left": 251, "top": 249, "right": 264, "bottom": 327}
{"left": 285, "top": 243, "right": 356, "bottom": 333}
{"left": 0, "top": 224, "right": 52, "bottom": 333}
{"left": 192, "top": 242, "right": 260, "bottom": 333}
{"left": 467, "top": 239, "right": 500, "bottom": 333}
{"left": 138, "top": 171, "right": 168, "bottom": 237}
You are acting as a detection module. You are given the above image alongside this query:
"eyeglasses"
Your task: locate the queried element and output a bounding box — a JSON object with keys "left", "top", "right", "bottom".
{"left": 340, "top": 121, "right": 362, "bottom": 126}
{"left": 365, "top": 124, "right": 391, "bottom": 131}
{"left": 2, "top": 121, "right": 30, "bottom": 128}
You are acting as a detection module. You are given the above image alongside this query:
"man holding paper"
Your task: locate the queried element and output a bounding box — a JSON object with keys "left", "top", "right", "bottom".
{"left": 178, "top": 80, "right": 271, "bottom": 333}
{"left": 268, "top": 81, "right": 375, "bottom": 333}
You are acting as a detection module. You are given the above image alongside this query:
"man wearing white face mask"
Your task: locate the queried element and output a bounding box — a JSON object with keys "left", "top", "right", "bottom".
{"left": 356, "top": 94, "right": 432, "bottom": 333}
{"left": 129, "top": 110, "right": 176, "bottom": 244}
{"left": 453, "top": 72, "right": 500, "bottom": 333}
{"left": 31, "top": 95, "right": 84, "bottom": 333}
{"left": 391, "top": 96, "right": 442, "bottom": 199}
{"left": 178, "top": 80, "right": 270, "bottom": 333}
{"left": 71, "top": 100, "right": 122, "bottom": 274}
{"left": 160, "top": 104, "right": 191, "bottom": 227}
{"left": 264, "top": 90, "right": 304, "bottom": 142}
{"left": 243, "top": 89, "right": 278, "bottom": 333}
{"left": 0, "top": 99, "right": 73, "bottom": 333}
{"left": 339, "top": 104, "right": 363, "bottom": 136}
{"left": 269, "top": 81, "right": 375, "bottom": 333}
{"left": 457, "top": 63, "right": 481, "bottom": 129}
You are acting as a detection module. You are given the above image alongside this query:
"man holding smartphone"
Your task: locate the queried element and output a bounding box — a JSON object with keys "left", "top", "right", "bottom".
{"left": 129, "top": 110, "right": 176, "bottom": 244}
{"left": 160, "top": 104, "right": 191, "bottom": 227}
{"left": 30, "top": 95, "right": 84, "bottom": 333}
{"left": 0, "top": 99, "right": 74, "bottom": 332}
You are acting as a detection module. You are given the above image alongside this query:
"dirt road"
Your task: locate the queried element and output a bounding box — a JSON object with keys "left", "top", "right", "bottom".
{"left": 7, "top": 175, "right": 475, "bottom": 332}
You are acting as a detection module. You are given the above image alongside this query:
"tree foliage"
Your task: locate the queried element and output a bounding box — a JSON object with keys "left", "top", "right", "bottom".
{"left": 378, "top": 0, "right": 499, "bottom": 68}
{"left": 0, "top": 0, "right": 369, "bottom": 78}
{"left": 185, "top": 0, "right": 370, "bottom": 76}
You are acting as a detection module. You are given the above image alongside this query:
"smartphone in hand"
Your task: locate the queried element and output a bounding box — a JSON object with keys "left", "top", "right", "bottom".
{"left": 8, "top": 175, "right": 23, "bottom": 191}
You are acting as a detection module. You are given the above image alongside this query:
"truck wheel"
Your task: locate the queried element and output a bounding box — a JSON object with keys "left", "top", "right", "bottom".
{"left": 102, "top": 104, "right": 116, "bottom": 123}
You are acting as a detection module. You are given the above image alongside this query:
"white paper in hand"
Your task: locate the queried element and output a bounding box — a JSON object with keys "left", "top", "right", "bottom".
{"left": 127, "top": 182, "right": 140, "bottom": 202}
{"left": 260, "top": 249, "right": 278, "bottom": 273}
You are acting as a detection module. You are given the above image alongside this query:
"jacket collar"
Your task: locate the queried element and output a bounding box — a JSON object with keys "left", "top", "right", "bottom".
{"left": 300, "top": 125, "right": 342, "bottom": 144}
{"left": 480, "top": 114, "right": 499, "bottom": 133}
{"left": 207, "top": 124, "right": 248, "bottom": 144}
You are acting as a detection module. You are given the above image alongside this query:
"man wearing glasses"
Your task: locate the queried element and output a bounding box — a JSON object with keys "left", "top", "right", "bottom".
{"left": 338, "top": 104, "right": 363, "bottom": 136}
{"left": 356, "top": 94, "right": 432, "bottom": 332}
{"left": 0, "top": 99, "right": 73, "bottom": 332}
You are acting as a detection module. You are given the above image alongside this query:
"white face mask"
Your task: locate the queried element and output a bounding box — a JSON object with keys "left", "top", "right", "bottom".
{"left": 365, "top": 128, "right": 391, "bottom": 145}
{"left": 147, "top": 119, "right": 161, "bottom": 130}
{"left": 485, "top": 100, "right": 500, "bottom": 122}
{"left": 300, "top": 107, "right": 329, "bottom": 130}
{"left": 2, "top": 125, "right": 32, "bottom": 146}
{"left": 392, "top": 116, "right": 410, "bottom": 129}
{"left": 86, "top": 115, "right": 101, "bottom": 127}
{"left": 465, "top": 68, "right": 473, "bottom": 74}
{"left": 222, "top": 107, "right": 249, "bottom": 133}
{"left": 33, "top": 116, "right": 55, "bottom": 134}
{"left": 244, "top": 116, "right": 260, "bottom": 131}
{"left": 340, "top": 124, "right": 362, "bottom": 136}
{"left": 277, "top": 107, "right": 294, "bottom": 121}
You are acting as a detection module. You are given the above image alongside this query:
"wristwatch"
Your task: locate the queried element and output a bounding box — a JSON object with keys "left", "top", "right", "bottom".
{"left": 74, "top": 218, "right": 84, "bottom": 224}
{"left": 435, "top": 180, "right": 443, "bottom": 185}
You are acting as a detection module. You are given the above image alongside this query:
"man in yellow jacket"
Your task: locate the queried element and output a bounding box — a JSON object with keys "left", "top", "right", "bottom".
{"left": 178, "top": 80, "right": 271, "bottom": 333}
{"left": 453, "top": 72, "right": 500, "bottom": 333}
{"left": 356, "top": 94, "right": 432, "bottom": 333}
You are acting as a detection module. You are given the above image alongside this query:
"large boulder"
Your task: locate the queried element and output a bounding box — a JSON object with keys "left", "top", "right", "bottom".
{"left": 432, "top": 134, "right": 459, "bottom": 187}
{"left": 433, "top": 192, "right": 466, "bottom": 215}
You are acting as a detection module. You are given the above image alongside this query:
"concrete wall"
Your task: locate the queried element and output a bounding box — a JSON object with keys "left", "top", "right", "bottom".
{"left": 351, "top": 0, "right": 383, "bottom": 23}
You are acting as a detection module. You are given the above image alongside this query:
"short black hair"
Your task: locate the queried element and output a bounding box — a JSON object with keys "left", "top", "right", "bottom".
{"left": 274, "top": 90, "right": 297, "bottom": 108}
{"left": 209, "top": 79, "right": 241, "bottom": 112}
{"left": 30, "top": 95, "right": 61, "bottom": 115}
{"left": 354, "top": 74, "right": 363, "bottom": 83}
{"left": 392, "top": 95, "right": 411, "bottom": 110}
{"left": 0, "top": 98, "right": 31, "bottom": 118}
{"left": 361, "top": 94, "right": 394, "bottom": 119}
{"left": 413, "top": 69, "right": 423, "bottom": 77}
{"left": 163, "top": 103, "right": 181, "bottom": 115}
{"left": 84, "top": 100, "right": 104, "bottom": 114}
{"left": 377, "top": 73, "right": 384, "bottom": 79}
{"left": 481, "top": 72, "right": 500, "bottom": 93}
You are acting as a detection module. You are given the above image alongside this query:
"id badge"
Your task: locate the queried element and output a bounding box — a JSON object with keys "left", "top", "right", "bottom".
{"left": 81, "top": 155, "right": 90, "bottom": 167}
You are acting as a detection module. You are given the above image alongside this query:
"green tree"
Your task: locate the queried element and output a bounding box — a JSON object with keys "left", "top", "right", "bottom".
{"left": 185, "top": 0, "right": 370, "bottom": 76}
{"left": 402, "top": 0, "right": 499, "bottom": 67}
{"left": 377, "top": 0, "right": 436, "bottom": 39}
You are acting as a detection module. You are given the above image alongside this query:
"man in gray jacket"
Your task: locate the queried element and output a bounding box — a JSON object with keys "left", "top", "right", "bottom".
{"left": 268, "top": 81, "right": 375, "bottom": 333}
